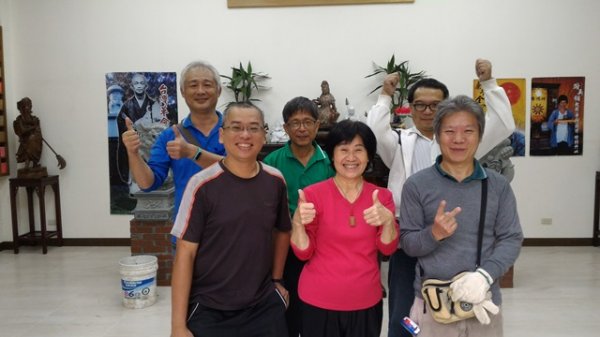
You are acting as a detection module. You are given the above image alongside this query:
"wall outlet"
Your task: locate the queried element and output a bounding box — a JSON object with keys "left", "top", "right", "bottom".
{"left": 541, "top": 218, "right": 553, "bottom": 225}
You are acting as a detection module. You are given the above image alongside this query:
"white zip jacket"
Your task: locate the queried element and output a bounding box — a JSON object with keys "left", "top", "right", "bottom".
{"left": 366, "top": 78, "right": 516, "bottom": 217}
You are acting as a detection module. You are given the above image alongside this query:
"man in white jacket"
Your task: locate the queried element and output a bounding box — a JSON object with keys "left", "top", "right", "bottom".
{"left": 366, "top": 59, "right": 515, "bottom": 337}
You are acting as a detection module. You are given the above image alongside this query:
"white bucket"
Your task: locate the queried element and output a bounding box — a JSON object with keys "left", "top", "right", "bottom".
{"left": 119, "top": 255, "right": 158, "bottom": 309}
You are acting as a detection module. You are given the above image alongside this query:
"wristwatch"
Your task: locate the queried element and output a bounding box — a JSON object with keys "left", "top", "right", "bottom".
{"left": 193, "top": 147, "right": 202, "bottom": 160}
{"left": 272, "top": 278, "right": 285, "bottom": 286}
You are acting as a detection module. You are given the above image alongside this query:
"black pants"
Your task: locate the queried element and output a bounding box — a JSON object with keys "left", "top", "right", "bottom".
{"left": 387, "top": 249, "right": 417, "bottom": 337}
{"left": 186, "top": 289, "right": 288, "bottom": 337}
{"left": 555, "top": 141, "right": 572, "bottom": 155}
{"left": 283, "top": 250, "right": 305, "bottom": 337}
{"left": 301, "top": 300, "right": 383, "bottom": 337}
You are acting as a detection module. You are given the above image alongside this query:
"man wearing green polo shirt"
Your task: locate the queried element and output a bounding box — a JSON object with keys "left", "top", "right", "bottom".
{"left": 263, "top": 96, "right": 335, "bottom": 337}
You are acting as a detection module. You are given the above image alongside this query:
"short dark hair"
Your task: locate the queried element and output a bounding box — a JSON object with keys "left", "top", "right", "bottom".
{"left": 325, "top": 120, "right": 377, "bottom": 168}
{"left": 223, "top": 101, "right": 265, "bottom": 126}
{"left": 408, "top": 78, "right": 449, "bottom": 103}
{"left": 282, "top": 96, "right": 319, "bottom": 122}
{"left": 557, "top": 95, "right": 569, "bottom": 104}
{"left": 433, "top": 95, "right": 486, "bottom": 141}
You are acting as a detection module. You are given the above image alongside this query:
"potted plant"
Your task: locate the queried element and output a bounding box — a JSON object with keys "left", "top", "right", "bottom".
{"left": 221, "top": 61, "right": 270, "bottom": 103}
{"left": 365, "top": 55, "right": 426, "bottom": 126}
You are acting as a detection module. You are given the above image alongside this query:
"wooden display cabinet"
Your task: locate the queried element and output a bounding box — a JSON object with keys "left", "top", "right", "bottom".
{"left": 0, "top": 26, "right": 9, "bottom": 176}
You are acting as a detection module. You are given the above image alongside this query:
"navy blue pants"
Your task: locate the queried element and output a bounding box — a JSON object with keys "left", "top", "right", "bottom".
{"left": 387, "top": 249, "right": 417, "bottom": 337}
{"left": 283, "top": 251, "right": 304, "bottom": 337}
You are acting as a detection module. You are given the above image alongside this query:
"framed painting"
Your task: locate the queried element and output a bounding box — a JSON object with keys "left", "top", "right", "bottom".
{"left": 473, "top": 78, "right": 527, "bottom": 157}
{"left": 529, "top": 77, "right": 584, "bottom": 156}
{"left": 106, "top": 72, "right": 178, "bottom": 214}
{"left": 228, "top": 0, "right": 414, "bottom": 8}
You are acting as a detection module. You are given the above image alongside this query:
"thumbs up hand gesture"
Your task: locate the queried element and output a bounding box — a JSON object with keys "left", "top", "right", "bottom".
{"left": 431, "top": 200, "right": 462, "bottom": 241}
{"left": 363, "top": 189, "right": 394, "bottom": 227}
{"left": 122, "top": 117, "right": 141, "bottom": 155}
{"left": 293, "top": 189, "right": 316, "bottom": 228}
{"left": 291, "top": 189, "right": 315, "bottom": 251}
{"left": 166, "top": 126, "right": 196, "bottom": 160}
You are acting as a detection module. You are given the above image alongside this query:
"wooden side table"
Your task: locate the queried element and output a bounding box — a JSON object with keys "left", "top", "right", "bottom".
{"left": 9, "top": 175, "right": 63, "bottom": 254}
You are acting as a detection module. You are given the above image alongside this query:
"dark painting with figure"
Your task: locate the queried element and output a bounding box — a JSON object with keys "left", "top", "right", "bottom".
{"left": 106, "top": 72, "right": 178, "bottom": 214}
{"left": 530, "top": 77, "right": 584, "bottom": 156}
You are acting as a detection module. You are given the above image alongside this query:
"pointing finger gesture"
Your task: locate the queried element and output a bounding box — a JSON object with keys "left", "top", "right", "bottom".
{"left": 431, "top": 200, "right": 462, "bottom": 241}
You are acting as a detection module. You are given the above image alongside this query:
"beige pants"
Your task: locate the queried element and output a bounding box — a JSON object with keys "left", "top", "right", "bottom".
{"left": 409, "top": 297, "right": 503, "bottom": 337}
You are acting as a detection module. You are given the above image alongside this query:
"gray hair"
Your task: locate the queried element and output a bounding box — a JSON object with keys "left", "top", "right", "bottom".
{"left": 433, "top": 95, "right": 485, "bottom": 141}
{"left": 179, "top": 60, "right": 221, "bottom": 91}
{"left": 223, "top": 102, "right": 265, "bottom": 126}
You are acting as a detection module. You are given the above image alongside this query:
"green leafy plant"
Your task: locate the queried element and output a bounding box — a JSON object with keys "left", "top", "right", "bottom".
{"left": 221, "top": 61, "right": 270, "bottom": 103}
{"left": 365, "top": 54, "right": 426, "bottom": 109}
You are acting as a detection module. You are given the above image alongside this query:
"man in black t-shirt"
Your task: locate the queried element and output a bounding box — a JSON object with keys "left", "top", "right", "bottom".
{"left": 170, "top": 102, "right": 292, "bottom": 337}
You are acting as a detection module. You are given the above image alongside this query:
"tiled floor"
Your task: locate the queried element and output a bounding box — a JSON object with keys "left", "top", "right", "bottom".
{"left": 0, "top": 246, "right": 599, "bottom": 337}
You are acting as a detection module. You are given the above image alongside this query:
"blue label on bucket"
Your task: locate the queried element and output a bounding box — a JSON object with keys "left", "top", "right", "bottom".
{"left": 122, "top": 277, "right": 155, "bottom": 298}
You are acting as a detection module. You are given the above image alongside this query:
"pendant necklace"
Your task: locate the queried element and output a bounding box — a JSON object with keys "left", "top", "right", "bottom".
{"left": 333, "top": 177, "right": 364, "bottom": 227}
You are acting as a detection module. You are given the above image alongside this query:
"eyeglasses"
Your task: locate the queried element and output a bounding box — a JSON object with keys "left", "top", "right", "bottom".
{"left": 286, "top": 119, "right": 317, "bottom": 130}
{"left": 412, "top": 102, "right": 439, "bottom": 112}
{"left": 222, "top": 124, "right": 265, "bottom": 134}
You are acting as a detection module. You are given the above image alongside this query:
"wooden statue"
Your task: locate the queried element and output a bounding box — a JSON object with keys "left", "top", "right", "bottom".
{"left": 314, "top": 80, "right": 339, "bottom": 127}
{"left": 13, "top": 97, "right": 48, "bottom": 178}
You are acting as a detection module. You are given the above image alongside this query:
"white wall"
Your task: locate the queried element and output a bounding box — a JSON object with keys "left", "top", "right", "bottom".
{"left": 0, "top": 0, "right": 598, "bottom": 241}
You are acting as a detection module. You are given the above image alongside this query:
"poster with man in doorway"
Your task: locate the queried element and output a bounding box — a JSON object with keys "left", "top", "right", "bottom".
{"left": 530, "top": 77, "right": 584, "bottom": 156}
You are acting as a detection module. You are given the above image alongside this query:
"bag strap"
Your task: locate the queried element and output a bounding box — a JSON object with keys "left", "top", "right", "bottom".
{"left": 476, "top": 178, "right": 488, "bottom": 267}
{"left": 174, "top": 124, "right": 200, "bottom": 147}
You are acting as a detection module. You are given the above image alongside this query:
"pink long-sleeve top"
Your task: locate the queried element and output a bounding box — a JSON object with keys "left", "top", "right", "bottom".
{"left": 292, "top": 178, "right": 399, "bottom": 311}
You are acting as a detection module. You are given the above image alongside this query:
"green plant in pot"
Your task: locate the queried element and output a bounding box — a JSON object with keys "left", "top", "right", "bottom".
{"left": 221, "top": 61, "right": 270, "bottom": 103}
{"left": 366, "top": 55, "right": 426, "bottom": 126}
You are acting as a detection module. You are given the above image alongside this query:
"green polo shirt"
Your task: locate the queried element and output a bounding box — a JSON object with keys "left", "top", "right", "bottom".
{"left": 434, "top": 155, "right": 488, "bottom": 183}
{"left": 263, "top": 141, "right": 335, "bottom": 215}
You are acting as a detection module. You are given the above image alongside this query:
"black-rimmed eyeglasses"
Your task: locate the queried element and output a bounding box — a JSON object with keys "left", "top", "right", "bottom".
{"left": 222, "top": 125, "right": 265, "bottom": 134}
{"left": 286, "top": 119, "right": 317, "bottom": 130}
{"left": 411, "top": 102, "right": 439, "bottom": 112}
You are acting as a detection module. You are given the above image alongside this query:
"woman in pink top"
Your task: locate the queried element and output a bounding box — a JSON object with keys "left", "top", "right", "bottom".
{"left": 291, "top": 120, "right": 399, "bottom": 337}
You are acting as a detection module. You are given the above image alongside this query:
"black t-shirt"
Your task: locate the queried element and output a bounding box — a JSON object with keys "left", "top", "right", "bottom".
{"left": 172, "top": 161, "right": 291, "bottom": 310}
